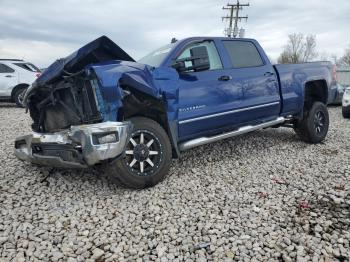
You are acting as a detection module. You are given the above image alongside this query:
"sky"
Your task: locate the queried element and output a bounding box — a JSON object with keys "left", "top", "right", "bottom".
{"left": 0, "top": 0, "right": 349, "bottom": 68}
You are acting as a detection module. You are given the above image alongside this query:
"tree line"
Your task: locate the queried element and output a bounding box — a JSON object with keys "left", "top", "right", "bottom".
{"left": 277, "top": 33, "right": 350, "bottom": 66}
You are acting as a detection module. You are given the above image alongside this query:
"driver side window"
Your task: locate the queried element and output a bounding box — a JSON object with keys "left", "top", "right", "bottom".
{"left": 177, "top": 41, "right": 223, "bottom": 72}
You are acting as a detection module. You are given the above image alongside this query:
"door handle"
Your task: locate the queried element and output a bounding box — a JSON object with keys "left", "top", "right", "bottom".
{"left": 264, "top": 72, "right": 275, "bottom": 77}
{"left": 218, "top": 75, "right": 232, "bottom": 81}
{"left": 5, "top": 75, "right": 13, "bottom": 78}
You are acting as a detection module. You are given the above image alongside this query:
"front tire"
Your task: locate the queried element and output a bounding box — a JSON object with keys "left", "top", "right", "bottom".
{"left": 106, "top": 117, "right": 172, "bottom": 189}
{"left": 294, "top": 102, "right": 329, "bottom": 143}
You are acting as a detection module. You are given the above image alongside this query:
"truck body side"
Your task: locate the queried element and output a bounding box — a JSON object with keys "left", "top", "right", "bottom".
{"left": 15, "top": 36, "right": 332, "bottom": 188}
{"left": 83, "top": 37, "right": 331, "bottom": 154}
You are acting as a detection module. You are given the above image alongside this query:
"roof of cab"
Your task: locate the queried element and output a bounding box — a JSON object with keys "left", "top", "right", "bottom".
{"left": 177, "top": 36, "right": 256, "bottom": 43}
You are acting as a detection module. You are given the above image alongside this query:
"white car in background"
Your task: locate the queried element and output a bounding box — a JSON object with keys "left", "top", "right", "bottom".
{"left": 342, "top": 87, "right": 350, "bottom": 118}
{"left": 0, "top": 59, "right": 41, "bottom": 107}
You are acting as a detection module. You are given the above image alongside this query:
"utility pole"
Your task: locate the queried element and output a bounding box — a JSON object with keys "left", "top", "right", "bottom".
{"left": 222, "top": 1, "right": 249, "bottom": 38}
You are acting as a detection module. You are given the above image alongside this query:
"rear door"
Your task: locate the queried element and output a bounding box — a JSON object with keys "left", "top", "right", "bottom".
{"left": 0, "top": 63, "right": 18, "bottom": 97}
{"left": 221, "top": 40, "right": 281, "bottom": 123}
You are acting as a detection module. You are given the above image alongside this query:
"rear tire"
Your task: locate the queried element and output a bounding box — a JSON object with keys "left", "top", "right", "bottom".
{"left": 294, "top": 102, "right": 329, "bottom": 143}
{"left": 106, "top": 117, "right": 172, "bottom": 189}
{"left": 14, "top": 87, "right": 27, "bottom": 108}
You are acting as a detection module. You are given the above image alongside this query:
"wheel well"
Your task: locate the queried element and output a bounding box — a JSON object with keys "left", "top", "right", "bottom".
{"left": 11, "top": 84, "right": 29, "bottom": 100}
{"left": 304, "top": 80, "right": 328, "bottom": 108}
{"left": 118, "top": 86, "right": 179, "bottom": 158}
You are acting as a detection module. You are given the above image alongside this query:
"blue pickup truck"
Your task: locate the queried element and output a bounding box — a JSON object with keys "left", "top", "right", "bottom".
{"left": 15, "top": 36, "right": 335, "bottom": 188}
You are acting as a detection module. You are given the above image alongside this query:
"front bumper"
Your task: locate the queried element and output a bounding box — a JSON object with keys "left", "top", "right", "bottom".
{"left": 15, "top": 121, "right": 132, "bottom": 168}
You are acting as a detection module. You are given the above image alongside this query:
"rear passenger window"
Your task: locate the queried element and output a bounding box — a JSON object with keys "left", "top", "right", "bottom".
{"left": 0, "top": 63, "right": 15, "bottom": 73}
{"left": 223, "top": 41, "right": 264, "bottom": 68}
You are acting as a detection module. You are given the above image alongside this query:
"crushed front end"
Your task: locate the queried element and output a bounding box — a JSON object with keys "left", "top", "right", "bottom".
{"left": 14, "top": 36, "right": 135, "bottom": 168}
{"left": 15, "top": 69, "right": 133, "bottom": 168}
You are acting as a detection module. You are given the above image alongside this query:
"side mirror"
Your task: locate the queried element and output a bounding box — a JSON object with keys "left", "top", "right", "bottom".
{"left": 172, "top": 60, "right": 186, "bottom": 72}
{"left": 190, "top": 46, "right": 210, "bottom": 72}
{"left": 172, "top": 45, "right": 210, "bottom": 73}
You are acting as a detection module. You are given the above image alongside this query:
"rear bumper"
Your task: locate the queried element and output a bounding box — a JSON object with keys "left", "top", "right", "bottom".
{"left": 14, "top": 121, "right": 132, "bottom": 168}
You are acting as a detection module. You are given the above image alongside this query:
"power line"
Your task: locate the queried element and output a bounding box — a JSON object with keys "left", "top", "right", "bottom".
{"left": 222, "top": 1, "right": 249, "bottom": 38}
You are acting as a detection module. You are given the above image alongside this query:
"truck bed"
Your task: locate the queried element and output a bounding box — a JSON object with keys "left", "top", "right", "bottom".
{"left": 274, "top": 61, "right": 335, "bottom": 116}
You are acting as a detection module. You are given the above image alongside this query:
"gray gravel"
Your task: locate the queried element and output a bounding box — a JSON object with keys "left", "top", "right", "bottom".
{"left": 0, "top": 103, "right": 349, "bottom": 261}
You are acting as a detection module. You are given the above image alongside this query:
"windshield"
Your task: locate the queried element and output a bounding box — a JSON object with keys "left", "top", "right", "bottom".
{"left": 138, "top": 43, "right": 175, "bottom": 67}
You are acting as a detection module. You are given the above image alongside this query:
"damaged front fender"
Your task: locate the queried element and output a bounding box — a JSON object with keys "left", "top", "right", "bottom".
{"left": 90, "top": 62, "right": 181, "bottom": 156}
{"left": 89, "top": 61, "right": 163, "bottom": 121}
{"left": 90, "top": 61, "right": 180, "bottom": 120}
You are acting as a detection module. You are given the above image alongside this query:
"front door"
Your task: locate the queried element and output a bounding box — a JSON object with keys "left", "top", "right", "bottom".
{"left": 176, "top": 40, "right": 244, "bottom": 141}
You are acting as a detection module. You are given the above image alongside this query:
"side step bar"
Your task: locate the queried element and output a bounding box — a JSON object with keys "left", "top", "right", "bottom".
{"left": 179, "top": 117, "right": 285, "bottom": 151}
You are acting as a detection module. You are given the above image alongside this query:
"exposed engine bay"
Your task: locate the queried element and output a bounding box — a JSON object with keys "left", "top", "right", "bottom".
{"left": 27, "top": 72, "right": 103, "bottom": 132}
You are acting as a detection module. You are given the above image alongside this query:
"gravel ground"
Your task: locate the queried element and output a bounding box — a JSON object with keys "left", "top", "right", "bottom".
{"left": 0, "top": 104, "right": 349, "bottom": 262}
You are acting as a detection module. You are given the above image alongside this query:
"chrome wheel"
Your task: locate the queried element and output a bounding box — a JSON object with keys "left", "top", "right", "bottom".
{"left": 124, "top": 130, "right": 162, "bottom": 176}
{"left": 314, "top": 111, "right": 325, "bottom": 134}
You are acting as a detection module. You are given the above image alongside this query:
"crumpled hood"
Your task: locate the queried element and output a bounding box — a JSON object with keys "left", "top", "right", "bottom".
{"left": 35, "top": 35, "right": 135, "bottom": 87}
